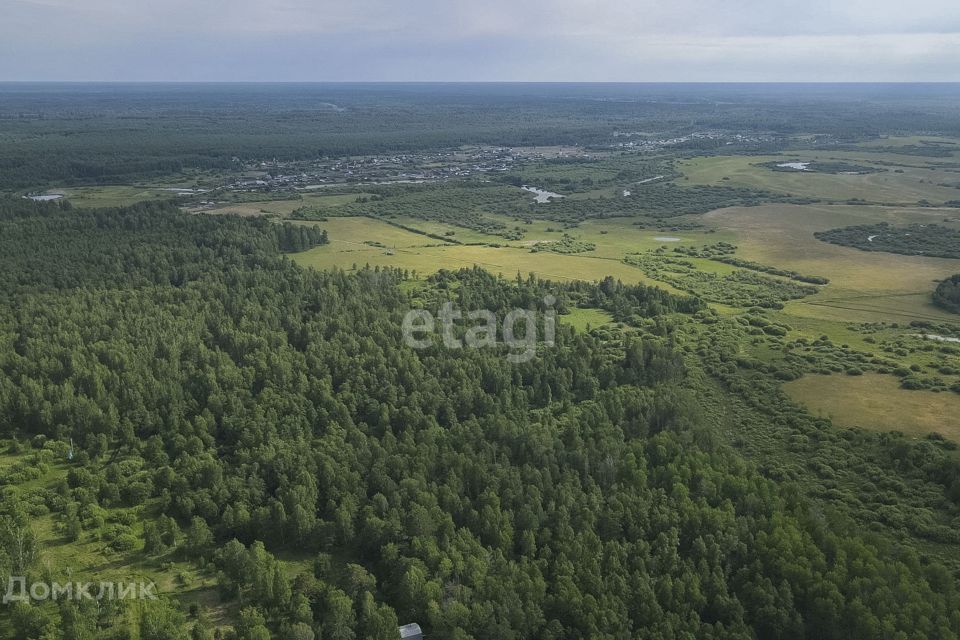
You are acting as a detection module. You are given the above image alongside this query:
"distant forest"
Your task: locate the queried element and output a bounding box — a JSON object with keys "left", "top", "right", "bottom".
{"left": 4, "top": 83, "right": 960, "bottom": 188}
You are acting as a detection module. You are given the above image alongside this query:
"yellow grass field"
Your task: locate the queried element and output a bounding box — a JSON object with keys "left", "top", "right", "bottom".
{"left": 785, "top": 373, "right": 960, "bottom": 442}
{"left": 679, "top": 153, "right": 960, "bottom": 203}
{"left": 57, "top": 186, "right": 171, "bottom": 208}
{"left": 296, "top": 235, "right": 678, "bottom": 287}
{"left": 291, "top": 216, "right": 697, "bottom": 290}
{"left": 704, "top": 203, "right": 960, "bottom": 323}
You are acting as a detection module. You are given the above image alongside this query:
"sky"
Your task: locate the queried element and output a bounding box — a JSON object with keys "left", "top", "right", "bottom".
{"left": 2, "top": 0, "right": 959, "bottom": 81}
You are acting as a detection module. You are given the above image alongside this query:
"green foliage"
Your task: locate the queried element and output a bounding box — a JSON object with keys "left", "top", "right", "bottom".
{"left": 1, "top": 196, "right": 959, "bottom": 639}
{"left": 815, "top": 222, "right": 960, "bottom": 258}
{"left": 625, "top": 251, "right": 819, "bottom": 308}
{"left": 277, "top": 223, "right": 329, "bottom": 253}
{"left": 533, "top": 183, "right": 805, "bottom": 223}
{"left": 934, "top": 274, "right": 960, "bottom": 313}
{"left": 5, "top": 84, "right": 960, "bottom": 189}
{"left": 761, "top": 160, "right": 884, "bottom": 174}
{"left": 691, "top": 315, "right": 960, "bottom": 551}
{"left": 185, "top": 517, "right": 214, "bottom": 559}
{"left": 293, "top": 183, "right": 529, "bottom": 238}
{"left": 138, "top": 597, "right": 189, "bottom": 640}
{"left": 675, "top": 243, "right": 830, "bottom": 284}
{"left": 10, "top": 602, "right": 53, "bottom": 640}
{"left": 529, "top": 233, "right": 596, "bottom": 254}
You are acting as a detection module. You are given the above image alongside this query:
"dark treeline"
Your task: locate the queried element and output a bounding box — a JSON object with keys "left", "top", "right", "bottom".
{"left": 1, "top": 198, "right": 959, "bottom": 639}
{"left": 0, "top": 199, "right": 325, "bottom": 293}
{"left": 815, "top": 222, "right": 960, "bottom": 259}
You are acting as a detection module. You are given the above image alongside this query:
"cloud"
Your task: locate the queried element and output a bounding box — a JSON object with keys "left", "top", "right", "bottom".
{"left": 1, "top": 0, "right": 958, "bottom": 80}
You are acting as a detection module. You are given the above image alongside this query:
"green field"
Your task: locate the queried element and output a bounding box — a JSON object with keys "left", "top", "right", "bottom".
{"left": 296, "top": 231, "right": 673, "bottom": 286}
{"left": 785, "top": 373, "right": 960, "bottom": 442}
{"left": 703, "top": 203, "right": 960, "bottom": 322}
{"left": 562, "top": 307, "right": 615, "bottom": 332}
{"left": 196, "top": 192, "right": 376, "bottom": 217}
{"left": 680, "top": 151, "right": 960, "bottom": 203}
{"left": 55, "top": 186, "right": 174, "bottom": 208}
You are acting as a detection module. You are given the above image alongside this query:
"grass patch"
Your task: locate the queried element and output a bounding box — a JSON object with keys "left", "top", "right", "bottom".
{"left": 680, "top": 153, "right": 960, "bottom": 203}
{"left": 785, "top": 373, "right": 960, "bottom": 443}
{"left": 58, "top": 186, "right": 172, "bottom": 208}
{"left": 704, "top": 203, "right": 960, "bottom": 323}
{"left": 562, "top": 307, "right": 615, "bottom": 332}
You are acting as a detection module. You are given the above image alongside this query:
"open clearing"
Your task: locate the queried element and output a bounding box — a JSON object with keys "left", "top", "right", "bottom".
{"left": 704, "top": 203, "right": 960, "bottom": 323}
{"left": 785, "top": 373, "right": 960, "bottom": 442}
{"left": 563, "top": 307, "right": 615, "bottom": 332}
{"left": 291, "top": 200, "right": 960, "bottom": 324}
{"left": 291, "top": 216, "right": 704, "bottom": 289}
{"left": 194, "top": 192, "right": 375, "bottom": 216}
{"left": 0, "top": 445, "right": 230, "bottom": 629}
{"left": 57, "top": 185, "right": 172, "bottom": 208}
{"left": 295, "top": 235, "right": 678, "bottom": 287}
{"left": 292, "top": 216, "right": 445, "bottom": 249}
{"left": 680, "top": 152, "right": 960, "bottom": 203}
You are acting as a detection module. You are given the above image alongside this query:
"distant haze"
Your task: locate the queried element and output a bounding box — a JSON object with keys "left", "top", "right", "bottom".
{"left": 2, "top": 0, "right": 959, "bottom": 81}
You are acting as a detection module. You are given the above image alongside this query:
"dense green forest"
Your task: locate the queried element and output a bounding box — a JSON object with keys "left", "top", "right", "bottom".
{"left": 935, "top": 274, "right": 960, "bottom": 313}
{"left": 1, "top": 197, "right": 960, "bottom": 639}
{"left": 815, "top": 222, "right": 960, "bottom": 259}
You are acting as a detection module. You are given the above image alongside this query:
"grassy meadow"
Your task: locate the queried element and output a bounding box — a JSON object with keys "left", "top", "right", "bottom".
{"left": 562, "top": 307, "right": 616, "bottom": 332}
{"left": 679, "top": 147, "right": 960, "bottom": 204}
{"left": 785, "top": 373, "right": 960, "bottom": 442}
{"left": 703, "top": 203, "right": 960, "bottom": 323}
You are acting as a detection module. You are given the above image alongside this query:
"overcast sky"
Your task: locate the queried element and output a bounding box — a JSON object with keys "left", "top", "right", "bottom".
{"left": 2, "top": 0, "right": 959, "bottom": 81}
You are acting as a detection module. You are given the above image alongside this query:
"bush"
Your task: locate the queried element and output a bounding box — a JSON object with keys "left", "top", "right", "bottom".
{"left": 111, "top": 533, "right": 138, "bottom": 551}
{"left": 934, "top": 274, "right": 960, "bottom": 313}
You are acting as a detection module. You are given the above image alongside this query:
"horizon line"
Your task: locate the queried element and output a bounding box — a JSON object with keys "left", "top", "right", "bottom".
{"left": 3, "top": 80, "right": 960, "bottom": 85}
